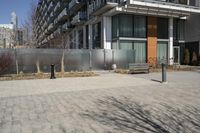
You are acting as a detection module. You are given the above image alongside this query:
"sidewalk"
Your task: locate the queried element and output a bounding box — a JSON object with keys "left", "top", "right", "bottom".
{"left": 0, "top": 71, "right": 199, "bottom": 133}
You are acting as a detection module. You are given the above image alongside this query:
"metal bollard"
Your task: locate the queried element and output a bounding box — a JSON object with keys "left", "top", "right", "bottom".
{"left": 162, "top": 63, "right": 167, "bottom": 83}
{"left": 50, "top": 64, "right": 56, "bottom": 79}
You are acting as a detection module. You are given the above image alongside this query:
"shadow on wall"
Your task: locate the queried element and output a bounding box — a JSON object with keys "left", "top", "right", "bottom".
{"left": 82, "top": 97, "right": 200, "bottom": 133}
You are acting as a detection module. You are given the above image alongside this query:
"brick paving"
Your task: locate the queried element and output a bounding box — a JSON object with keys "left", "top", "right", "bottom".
{"left": 0, "top": 71, "right": 199, "bottom": 133}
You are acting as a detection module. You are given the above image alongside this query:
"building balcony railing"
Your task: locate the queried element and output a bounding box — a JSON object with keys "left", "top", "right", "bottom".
{"left": 62, "top": 22, "right": 73, "bottom": 33}
{"left": 54, "top": 2, "right": 61, "bottom": 13}
{"left": 57, "top": 8, "right": 69, "bottom": 23}
{"left": 71, "top": 11, "right": 87, "bottom": 25}
{"left": 47, "top": 23, "right": 54, "bottom": 32}
{"left": 68, "top": 0, "right": 86, "bottom": 11}
{"left": 88, "top": 0, "right": 120, "bottom": 15}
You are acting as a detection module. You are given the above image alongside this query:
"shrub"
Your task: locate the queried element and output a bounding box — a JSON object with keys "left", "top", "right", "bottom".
{"left": 191, "top": 52, "right": 198, "bottom": 66}
{"left": 198, "top": 55, "right": 200, "bottom": 66}
{"left": 183, "top": 49, "right": 190, "bottom": 65}
{"left": 0, "top": 53, "right": 13, "bottom": 75}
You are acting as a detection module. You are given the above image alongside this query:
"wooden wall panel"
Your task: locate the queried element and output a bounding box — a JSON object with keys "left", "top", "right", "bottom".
{"left": 147, "top": 16, "right": 157, "bottom": 66}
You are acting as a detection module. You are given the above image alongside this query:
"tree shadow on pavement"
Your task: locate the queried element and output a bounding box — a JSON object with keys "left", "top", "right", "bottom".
{"left": 82, "top": 97, "right": 200, "bottom": 133}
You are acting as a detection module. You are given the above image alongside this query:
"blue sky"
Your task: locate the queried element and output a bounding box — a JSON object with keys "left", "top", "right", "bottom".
{"left": 0, "top": 0, "right": 38, "bottom": 27}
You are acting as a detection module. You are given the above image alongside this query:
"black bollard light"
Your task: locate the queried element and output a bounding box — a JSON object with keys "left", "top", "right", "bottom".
{"left": 50, "top": 64, "right": 56, "bottom": 79}
{"left": 162, "top": 63, "right": 167, "bottom": 83}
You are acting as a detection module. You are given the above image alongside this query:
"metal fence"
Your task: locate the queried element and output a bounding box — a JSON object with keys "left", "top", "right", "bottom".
{"left": 0, "top": 49, "right": 135, "bottom": 74}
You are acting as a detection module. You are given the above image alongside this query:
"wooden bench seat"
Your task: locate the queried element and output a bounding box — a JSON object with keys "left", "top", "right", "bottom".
{"left": 129, "top": 63, "right": 149, "bottom": 74}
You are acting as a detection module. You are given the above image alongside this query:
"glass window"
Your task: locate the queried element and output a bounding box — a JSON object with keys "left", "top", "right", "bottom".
{"left": 174, "top": 19, "right": 185, "bottom": 41}
{"left": 173, "top": 19, "right": 178, "bottom": 40}
{"left": 86, "top": 25, "right": 89, "bottom": 49}
{"left": 78, "top": 29, "right": 83, "bottom": 49}
{"left": 112, "top": 41, "right": 118, "bottom": 49}
{"left": 112, "top": 14, "right": 147, "bottom": 39}
{"left": 134, "top": 16, "right": 146, "bottom": 38}
{"left": 177, "top": 20, "right": 185, "bottom": 40}
{"left": 179, "top": 0, "right": 187, "bottom": 5}
{"left": 112, "top": 15, "right": 119, "bottom": 38}
{"left": 119, "top": 40, "right": 133, "bottom": 49}
{"left": 157, "top": 41, "right": 168, "bottom": 64}
{"left": 189, "top": 0, "right": 196, "bottom": 6}
{"left": 119, "top": 15, "right": 133, "bottom": 37}
{"left": 119, "top": 40, "right": 147, "bottom": 63}
{"left": 93, "top": 22, "right": 101, "bottom": 49}
{"left": 157, "top": 18, "right": 169, "bottom": 39}
{"left": 133, "top": 41, "right": 146, "bottom": 63}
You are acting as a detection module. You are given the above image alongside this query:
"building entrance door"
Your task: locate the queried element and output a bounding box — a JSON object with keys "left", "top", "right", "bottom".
{"left": 173, "top": 46, "right": 180, "bottom": 64}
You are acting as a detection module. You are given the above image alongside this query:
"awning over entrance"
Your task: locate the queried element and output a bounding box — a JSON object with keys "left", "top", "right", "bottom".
{"left": 104, "top": 0, "right": 200, "bottom": 17}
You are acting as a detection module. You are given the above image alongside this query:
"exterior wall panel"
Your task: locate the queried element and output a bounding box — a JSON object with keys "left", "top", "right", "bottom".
{"left": 147, "top": 16, "right": 157, "bottom": 65}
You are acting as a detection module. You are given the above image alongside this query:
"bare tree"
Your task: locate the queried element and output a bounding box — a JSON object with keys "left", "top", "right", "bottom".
{"left": 22, "top": 0, "right": 38, "bottom": 47}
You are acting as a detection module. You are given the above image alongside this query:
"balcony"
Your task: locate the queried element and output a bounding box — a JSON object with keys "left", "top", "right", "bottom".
{"left": 89, "top": 0, "right": 119, "bottom": 16}
{"left": 71, "top": 11, "right": 87, "bottom": 25}
{"left": 62, "top": 22, "right": 73, "bottom": 33}
{"left": 54, "top": 2, "right": 61, "bottom": 13}
{"left": 57, "top": 8, "right": 69, "bottom": 23}
{"left": 47, "top": 23, "right": 54, "bottom": 32}
{"left": 68, "top": 0, "right": 86, "bottom": 12}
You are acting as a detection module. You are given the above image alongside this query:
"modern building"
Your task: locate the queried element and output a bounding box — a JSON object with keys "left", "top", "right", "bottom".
{"left": 0, "top": 24, "right": 14, "bottom": 48}
{"left": 16, "top": 28, "right": 28, "bottom": 46}
{"left": 11, "top": 12, "right": 18, "bottom": 29}
{"left": 34, "top": 0, "right": 200, "bottom": 65}
{"left": 184, "top": 14, "right": 200, "bottom": 64}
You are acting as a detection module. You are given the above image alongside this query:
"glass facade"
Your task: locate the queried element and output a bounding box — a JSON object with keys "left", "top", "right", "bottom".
{"left": 112, "top": 14, "right": 147, "bottom": 63}
{"left": 157, "top": 18, "right": 169, "bottom": 39}
{"left": 93, "top": 22, "right": 101, "bottom": 49}
{"left": 115, "top": 40, "right": 147, "bottom": 63}
{"left": 134, "top": 16, "right": 146, "bottom": 38}
{"left": 157, "top": 41, "right": 168, "bottom": 64}
{"left": 112, "top": 15, "right": 146, "bottom": 38}
{"left": 78, "top": 29, "right": 83, "bottom": 49}
{"left": 173, "top": 19, "right": 185, "bottom": 41}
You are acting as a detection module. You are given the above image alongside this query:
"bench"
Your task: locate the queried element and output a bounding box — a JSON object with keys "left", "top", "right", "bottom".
{"left": 129, "top": 63, "right": 149, "bottom": 74}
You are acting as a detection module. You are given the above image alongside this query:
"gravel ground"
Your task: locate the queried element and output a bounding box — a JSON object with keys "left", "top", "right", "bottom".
{"left": 0, "top": 71, "right": 199, "bottom": 133}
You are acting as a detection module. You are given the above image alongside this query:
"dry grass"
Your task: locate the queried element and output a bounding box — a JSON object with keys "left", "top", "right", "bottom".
{"left": 114, "top": 65, "right": 200, "bottom": 75}
{"left": 0, "top": 71, "right": 98, "bottom": 81}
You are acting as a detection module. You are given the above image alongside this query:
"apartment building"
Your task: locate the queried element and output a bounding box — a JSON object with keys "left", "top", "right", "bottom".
{"left": 34, "top": 0, "right": 200, "bottom": 65}
{"left": 0, "top": 24, "right": 14, "bottom": 48}
{"left": 16, "top": 28, "right": 29, "bottom": 46}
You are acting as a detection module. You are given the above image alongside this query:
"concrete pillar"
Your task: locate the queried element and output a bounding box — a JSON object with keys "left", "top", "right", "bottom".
{"left": 83, "top": 26, "right": 86, "bottom": 49}
{"left": 169, "top": 17, "right": 174, "bottom": 65}
{"left": 187, "top": 0, "right": 190, "bottom": 5}
{"left": 102, "top": 16, "right": 112, "bottom": 49}
{"left": 88, "top": 24, "right": 93, "bottom": 49}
